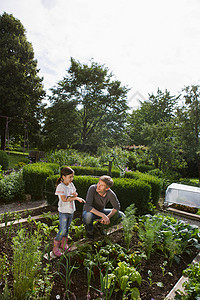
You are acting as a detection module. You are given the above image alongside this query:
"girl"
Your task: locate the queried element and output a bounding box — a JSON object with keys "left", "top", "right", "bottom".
{"left": 53, "top": 166, "right": 85, "bottom": 257}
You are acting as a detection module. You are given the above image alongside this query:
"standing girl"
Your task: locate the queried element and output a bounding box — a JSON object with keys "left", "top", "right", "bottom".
{"left": 53, "top": 166, "right": 85, "bottom": 257}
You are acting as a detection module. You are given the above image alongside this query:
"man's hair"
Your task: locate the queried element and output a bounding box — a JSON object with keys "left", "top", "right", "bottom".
{"left": 99, "top": 175, "right": 114, "bottom": 188}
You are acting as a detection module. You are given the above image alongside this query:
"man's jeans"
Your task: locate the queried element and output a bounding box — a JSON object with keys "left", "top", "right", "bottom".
{"left": 55, "top": 212, "right": 73, "bottom": 241}
{"left": 82, "top": 209, "right": 125, "bottom": 235}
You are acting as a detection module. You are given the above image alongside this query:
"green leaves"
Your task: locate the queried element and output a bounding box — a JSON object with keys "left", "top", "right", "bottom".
{"left": 47, "top": 57, "right": 129, "bottom": 147}
{"left": 0, "top": 12, "right": 45, "bottom": 150}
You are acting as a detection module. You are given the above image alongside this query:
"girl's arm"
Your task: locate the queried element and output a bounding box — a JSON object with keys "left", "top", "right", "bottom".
{"left": 60, "top": 195, "right": 85, "bottom": 203}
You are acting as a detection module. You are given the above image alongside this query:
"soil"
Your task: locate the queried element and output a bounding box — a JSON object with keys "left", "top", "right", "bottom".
{"left": 170, "top": 203, "right": 198, "bottom": 214}
{"left": 0, "top": 205, "right": 199, "bottom": 300}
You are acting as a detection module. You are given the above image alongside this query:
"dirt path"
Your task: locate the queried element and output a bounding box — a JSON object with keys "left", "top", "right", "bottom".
{"left": 0, "top": 200, "right": 47, "bottom": 215}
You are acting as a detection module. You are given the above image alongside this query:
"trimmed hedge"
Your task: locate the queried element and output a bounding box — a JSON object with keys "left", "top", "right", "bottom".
{"left": 124, "top": 171, "right": 162, "bottom": 206}
{"left": 0, "top": 150, "right": 9, "bottom": 170}
{"left": 22, "top": 163, "right": 59, "bottom": 200}
{"left": 45, "top": 175, "right": 151, "bottom": 215}
{"left": 70, "top": 166, "right": 120, "bottom": 177}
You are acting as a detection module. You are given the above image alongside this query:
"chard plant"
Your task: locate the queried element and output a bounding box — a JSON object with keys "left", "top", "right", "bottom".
{"left": 114, "top": 261, "right": 141, "bottom": 299}
{"left": 69, "top": 217, "right": 86, "bottom": 240}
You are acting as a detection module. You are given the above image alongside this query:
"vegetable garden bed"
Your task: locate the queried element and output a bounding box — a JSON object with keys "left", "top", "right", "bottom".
{"left": 0, "top": 207, "right": 199, "bottom": 299}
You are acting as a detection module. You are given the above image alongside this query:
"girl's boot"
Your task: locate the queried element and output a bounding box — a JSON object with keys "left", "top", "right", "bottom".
{"left": 53, "top": 239, "right": 62, "bottom": 257}
{"left": 61, "top": 237, "right": 71, "bottom": 252}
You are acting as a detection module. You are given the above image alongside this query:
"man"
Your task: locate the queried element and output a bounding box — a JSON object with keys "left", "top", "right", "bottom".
{"left": 82, "top": 175, "right": 125, "bottom": 239}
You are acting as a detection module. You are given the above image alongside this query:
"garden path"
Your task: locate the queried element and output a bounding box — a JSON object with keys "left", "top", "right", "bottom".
{"left": 0, "top": 199, "right": 47, "bottom": 215}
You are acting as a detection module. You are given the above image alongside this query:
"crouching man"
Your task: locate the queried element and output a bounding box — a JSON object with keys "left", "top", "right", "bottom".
{"left": 82, "top": 175, "right": 125, "bottom": 239}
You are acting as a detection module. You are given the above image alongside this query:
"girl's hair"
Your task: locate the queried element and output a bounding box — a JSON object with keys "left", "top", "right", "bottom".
{"left": 56, "top": 167, "right": 74, "bottom": 186}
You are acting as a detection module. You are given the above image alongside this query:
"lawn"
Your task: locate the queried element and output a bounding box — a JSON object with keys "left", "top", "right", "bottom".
{"left": 6, "top": 152, "right": 29, "bottom": 169}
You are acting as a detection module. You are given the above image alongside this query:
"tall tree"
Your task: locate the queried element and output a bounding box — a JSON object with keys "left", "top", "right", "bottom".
{"left": 127, "top": 89, "right": 183, "bottom": 171}
{"left": 43, "top": 101, "right": 81, "bottom": 149}
{"left": 46, "top": 58, "right": 129, "bottom": 148}
{"left": 0, "top": 12, "right": 45, "bottom": 150}
{"left": 176, "top": 85, "right": 200, "bottom": 179}
{"left": 128, "top": 89, "right": 179, "bottom": 146}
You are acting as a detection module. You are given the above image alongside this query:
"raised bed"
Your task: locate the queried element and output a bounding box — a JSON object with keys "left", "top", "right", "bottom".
{"left": 0, "top": 204, "right": 199, "bottom": 299}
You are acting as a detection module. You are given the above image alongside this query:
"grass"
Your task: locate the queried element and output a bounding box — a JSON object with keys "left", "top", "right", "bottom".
{"left": 7, "top": 152, "right": 29, "bottom": 169}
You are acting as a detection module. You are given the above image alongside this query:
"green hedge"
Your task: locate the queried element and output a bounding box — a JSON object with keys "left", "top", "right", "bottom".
{"left": 70, "top": 166, "right": 120, "bottom": 177}
{"left": 45, "top": 175, "right": 151, "bottom": 215}
{"left": 22, "top": 163, "right": 59, "bottom": 200}
{"left": 124, "top": 171, "right": 162, "bottom": 206}
{"left": 0, "top": 150, "right": 9, "bottom": 170}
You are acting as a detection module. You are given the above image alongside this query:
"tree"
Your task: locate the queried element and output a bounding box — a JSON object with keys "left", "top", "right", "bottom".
{"left": 46, "top": 58, "right": 129, "bottom": 149}
{"left": 176, "top": 85, "right": 200, "bottom": 179}
{"left": 0, "top": 13, "right": 45, "bottom": 150}
{"left": 43, "top": 101, "right": 81, "bottom": 149}
{"left": 127, "top": 89, "right": 183, "bottom": 171}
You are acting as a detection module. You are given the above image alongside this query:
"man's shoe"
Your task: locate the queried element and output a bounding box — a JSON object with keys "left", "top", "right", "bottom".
{"left": 95, "top": 222, "right": 106, "bottom": 236}
{"left": 86, "top": 232, "right": 94, "bottom": 240}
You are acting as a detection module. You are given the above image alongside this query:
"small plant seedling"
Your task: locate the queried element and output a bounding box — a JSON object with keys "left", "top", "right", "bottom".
{"left": 160, "top": 261, "right": 173, "bottom": 277}
{"left": 142, "top": 270, "right": 163, "bottom": 288}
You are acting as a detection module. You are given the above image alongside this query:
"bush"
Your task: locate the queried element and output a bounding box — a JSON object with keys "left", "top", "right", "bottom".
{"left": 45, "top": 175, "right": 151, "bottom": 215}
{"left": 125, "top": 171, "right": 162, "bottom": 207}
{"left": 0, "top": 150, "right": 9, "bottom": 170}
{"left": 136, "top": 163, "right": 154, "bottom": 173}
{"left": 0, "top": 170, "right": 25, "bottom": 203}
{"left": 70, "top": 165, "right": 120, "bottom": 177}
{"left": 23, "top": 163, "right": 56, "bottom": 200}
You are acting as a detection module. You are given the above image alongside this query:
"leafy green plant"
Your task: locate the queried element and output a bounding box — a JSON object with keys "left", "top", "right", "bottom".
{"left": 56, "top": 254, "right": 78, "bottom": 300}
{"left": 69, "top": 217, "right": 86, "bottom": 240}
{"left": 175, "top": 262, "right": 200, "bottom": 299}
{"left": 0, "top": 165, "right": 3, "bottom": 179}
{"left": 12, "top": 228, "right": 42, "bottom": 300}
{"left": 142, "top": 270, "right": 163, "bottom": 288}
{"left": 0, "top": 253, "right": 10, "bottom": 284}
{"left": 138, "top": 216, "right": 162, "bottom": 259}
{"left": 30, "top": 264, "right": 54, "bottom": 300}
{"left": 122, "top": 203, "right": 137, "bottom": 251}
{"left": 0, "top": 170, "right": 25, "bottom": 203}
{"left": 162, "top": 230, "right": 182, "bottom": 267}
{"left": 90, "top": 263, "right": 116, "bottom": 300}
{"left": 114, "top": 261, "right": 141, "bottom": 299}
{"left": 160, "top": 260, "right": 173, "bottom": 277}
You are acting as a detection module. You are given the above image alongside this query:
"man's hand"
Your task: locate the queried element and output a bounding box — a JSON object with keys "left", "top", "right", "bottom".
{"left": 100, "top": 214, "right": 110, "bottom": 225}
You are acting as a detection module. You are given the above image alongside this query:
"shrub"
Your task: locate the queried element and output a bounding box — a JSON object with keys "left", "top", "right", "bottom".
{"left": 136, "top": 163, "right": 154, "bottom": 173}
{"left": 125, "top": 171, "right": 162, "bottom": 207}
{"left": 0, "top": 170, "right": 25, "bottom": 203}
{"left": 0, "top": 166, "right": 3, "bottom": 180}
{"left": 45, "top": 175, "right": 151, "bottom": 215}
{"left": 111, "top": 178, "right": 151, "bottom": 215}
{"left": 70, "top": 165, "right": 120, "bottom": 177}
{"left": 23, "top": 163, "right": 55, "bottom": 200}
{"left": 0, "top": 150, "right": 9, "bottom": 170}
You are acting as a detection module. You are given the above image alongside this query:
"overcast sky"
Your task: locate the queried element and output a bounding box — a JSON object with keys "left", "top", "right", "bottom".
{"left": 1, "top": 0, "right": 200, "bottom": 107}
